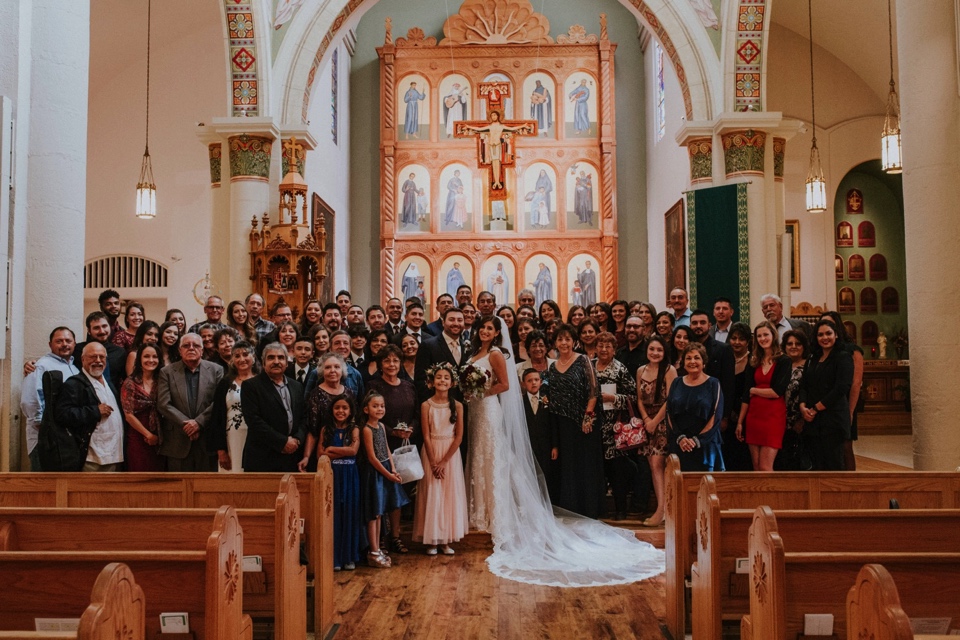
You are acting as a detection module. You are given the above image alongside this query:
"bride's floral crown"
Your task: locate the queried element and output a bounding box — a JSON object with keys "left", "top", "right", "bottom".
{"left": 425, "top": 362, "right": 460, "bottom": 387}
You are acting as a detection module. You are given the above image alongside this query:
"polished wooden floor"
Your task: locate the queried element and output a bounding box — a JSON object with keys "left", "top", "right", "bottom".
{"left": 330, "top": 532, "right": 666, "bottom": 639}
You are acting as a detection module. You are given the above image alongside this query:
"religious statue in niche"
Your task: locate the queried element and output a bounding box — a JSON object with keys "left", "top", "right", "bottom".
{"left": 848, "top": 254, "right": 865, "bottom": 281}
{"left": 400, "top": 77, "right": 429, "bottom": 139}
{"left": 858, "top": 221, "right": 876, "bottom": 247}
{"left": 567, "top": 162, "right": 599, "bottom": 228}
{"left": 440, "top": 75, "right": 471, "bottom": 138}
{"left": 456, "top": 84, "right": 537, "bottom": 200}
{"left": 836, "top": 221, "right": 854, "bottom": 247}
{"left": 566, "top": 73, "right": 597, "bottom": 137}
{"left": 846, "top": 188, "right": 864, "bottom": 214}
{"left": 877, "top": 332, "right": 887, "bottom": 359}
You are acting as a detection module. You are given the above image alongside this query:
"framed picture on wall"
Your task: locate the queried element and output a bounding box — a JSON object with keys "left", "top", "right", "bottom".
{"left": 312, "top": 193, "right": 335, "bottom": 304}
{"left": 664, "top": 199, "right": 686, "bottom": 295}
{"left": 785, "top": 220, "right": 800, "bottom": 289}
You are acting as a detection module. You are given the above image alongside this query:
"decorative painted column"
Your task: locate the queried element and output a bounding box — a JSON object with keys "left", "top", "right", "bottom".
{"left": 24, "top": 0, "right": 89, "bottom": 353}
{"left": 198, "top": 135, "right": 230, "bottom": 298}
{"left": 205, "top": 117, "right": 279, "bottom": 300}
{"left": 896, "top": 0, "right": 960, "bottom": 469}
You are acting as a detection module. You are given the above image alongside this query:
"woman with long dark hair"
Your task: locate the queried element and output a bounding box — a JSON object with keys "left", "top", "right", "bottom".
{"left": 125, "top": 320, "right": 160, "bottom": 376}
{"left": 735, "top": 321, "right": 791, "bottom": 471}
{"left": 576, "top": 319, "right": 600, "bottom": 359}
{"left": 722, "top": 322, "right": 753, "bottom": 471}
{"left": 798, "top": 319, "right": 854, "bottom": 470}
{"left": 299, "top": 299, "right": 323, "bottom": 337}
{"left": 121, "top": 343, "right": 164, "bottom": 471}
{"left": 670, "top": 325, "right": 696, "bottom": 375}
{"left": 226, "top": 300, "right": 258, "bottom": 345}
{"left": 654, "top": 311, "right": 675, "bottom": 342}
{"left": 538, "top": 300, "right": 562, "bottom": 328}
{"left": 361, "top": 329, "right": 390, "bottom": 382}
{"left": 566, "top": 305, "right": 586, "bottom": 327}
{"left": 157, "top": 321, "right": 181, "bottom": 366}
{"left": 210, "top": 341, "right": 259, "bottom": 473}
{"left": 112, "top": 302, "right": 145, "bottom": 352}
{"left": 637, "top": 335, "right": 677, "bottom": 526}
{"left": 819, "top": 311, "right": 863, "bottom": 470}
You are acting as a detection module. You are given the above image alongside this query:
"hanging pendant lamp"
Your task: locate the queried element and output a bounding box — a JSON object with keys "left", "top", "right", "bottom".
{"left": 804, "top": 0, "right": 826, "bottom": 213}
{"left": 881, "top": 0, "right": 902, "bottom": 173}
{"left": 136, "top": 0, "right": 157, "bottom": 219}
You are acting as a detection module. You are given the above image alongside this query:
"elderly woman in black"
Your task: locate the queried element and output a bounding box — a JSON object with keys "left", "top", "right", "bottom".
{"left": 798, "top": 319, "right": 854, "bottom": 470}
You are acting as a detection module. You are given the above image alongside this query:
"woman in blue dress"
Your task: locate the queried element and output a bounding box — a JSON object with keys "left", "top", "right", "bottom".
{"left": 666, "top": 342, "right": 724, "bottom": 472}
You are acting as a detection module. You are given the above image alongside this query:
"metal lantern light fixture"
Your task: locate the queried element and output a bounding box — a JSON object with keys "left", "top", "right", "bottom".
{"left": 136, "top": 0, "right": 157, "bottom": 219}
{"left": 804, "top": 0, "right": 826, "bottom": 213}
{"left": 881, "top": 0, "right": 902, "bottom": 173}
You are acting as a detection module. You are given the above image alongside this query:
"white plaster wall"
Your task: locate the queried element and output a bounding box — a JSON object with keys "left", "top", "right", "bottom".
{"left": 767, "top": 23, "right": 886, "bottom": 313}
{"left": 645, "top": 44, "right": 692, "bottom": 310}
{"left": 85, "top": 0, "right": 225, "bottom": 327}
{"left": 303, "top": 40, "right": 351, "bottom": 293}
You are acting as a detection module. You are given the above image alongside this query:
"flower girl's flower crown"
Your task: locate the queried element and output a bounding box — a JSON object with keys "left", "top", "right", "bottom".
{"left": 425, "top": 361, "right": 460, "bottom": 388}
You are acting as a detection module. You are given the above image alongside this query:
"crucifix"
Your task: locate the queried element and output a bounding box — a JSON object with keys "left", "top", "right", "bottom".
{"left": 454, "top": 82, "right": 537, "bottom": 200}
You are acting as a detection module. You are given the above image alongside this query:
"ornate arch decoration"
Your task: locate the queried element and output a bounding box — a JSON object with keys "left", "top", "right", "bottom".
{"left": 273, "top": 0, "right": 720, "bottom": 124}
{"left": 728, "top": 0, "right": 769, "bottom": 112}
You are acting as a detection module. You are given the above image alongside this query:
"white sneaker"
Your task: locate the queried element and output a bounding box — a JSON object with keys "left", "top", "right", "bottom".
{"left": 441, "top": 545, "right": 455, "bottom": 555}
{"left": 426, "top": 546, "right": 439, "bottom": 556}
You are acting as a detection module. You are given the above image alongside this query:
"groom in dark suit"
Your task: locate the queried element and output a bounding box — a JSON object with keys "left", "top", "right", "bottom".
{"left": 415, "top": 307, "right": 471, "bottom": 454}
{"left": 241, "top": 343, "right": 306, "bottom": 472}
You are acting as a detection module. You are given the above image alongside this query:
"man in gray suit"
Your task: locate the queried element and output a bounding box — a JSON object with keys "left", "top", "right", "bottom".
{"left": 157, "top": 332, "right": 223, "bottom": 471}
{"left": 761, "top": 293, "right": 812, "bottom": 342}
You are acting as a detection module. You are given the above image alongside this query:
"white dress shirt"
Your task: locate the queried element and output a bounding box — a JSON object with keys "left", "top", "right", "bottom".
{"left": 83, "top": 371, "right": 124, "bottom": 465}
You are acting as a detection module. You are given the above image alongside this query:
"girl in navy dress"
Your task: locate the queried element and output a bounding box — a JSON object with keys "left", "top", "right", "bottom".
{"left": 360, "top": 391, "right": 409, "bottom": 568}
{"left": 318, "top": 394, "right": 362, "bottom": 571}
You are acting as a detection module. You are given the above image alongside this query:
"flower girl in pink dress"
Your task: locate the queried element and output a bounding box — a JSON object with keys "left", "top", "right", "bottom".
{"left": 413, "top": 364, "right": 468, "bottom": 555}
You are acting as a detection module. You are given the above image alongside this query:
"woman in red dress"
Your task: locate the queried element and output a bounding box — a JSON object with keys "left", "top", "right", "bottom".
{"left": 734, "top": 321, "right": 791, "bottom": 471}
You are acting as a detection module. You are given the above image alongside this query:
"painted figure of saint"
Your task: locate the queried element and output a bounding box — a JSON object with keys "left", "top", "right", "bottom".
{"left": 443, "top": 83, "right": 469, "bottom": 137}
{"left": 401, "top": 173, "right": 418, "bottom": 225}
{"left": 569, "top": 79, "right": 591, "bottom": 134}
{"left": 531, "top": 263, "right": 553, "bottom": 308}
{"left": 417, "top": 188, "right": 428, "bottom": 221}
{"left": 452, "top": 187, "right": 468, "bottom": 228}
{"left": 571, "top": 280, "right": 583, "bottom": 306}
{"left": 487, "top": 262, "right": 510, "bottom": 305}
{"left": 529, "top": 188, "right": 545, "bottom": 227}
{"left": 446, "top": 262, "right": 466, "bottom": 295}
{"left": 404, "top": 82, "right": 426, "bottom": 138}
{"left": 444, "top": 170, "right": 463, "bottom": 224}
{"left": 535, "top": 169, "right": 554, "bottom": 213}
{"left": 578, "top": 260, "right": 597, "bottom": 307}
{"left": 575, "top": 171, "right": 594, "bottom": 224}
{"left": 401, "top": 262, "right": 421, "bottom": 302}
{"left": 530, "top": 80, "right": 553, "bottom": 135}
{"left": 491, "top": 201, "right": 507, "bottom": 221}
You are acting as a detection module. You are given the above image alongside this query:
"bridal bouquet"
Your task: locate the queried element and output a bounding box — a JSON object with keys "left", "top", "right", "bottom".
{"left": 459, "top": 363, "right": 492, "bottom": 404}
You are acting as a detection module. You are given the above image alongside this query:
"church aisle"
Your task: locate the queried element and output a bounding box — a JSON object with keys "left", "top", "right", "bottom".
{"left": 330, "top": 532, "right": 666, "bottom": 639}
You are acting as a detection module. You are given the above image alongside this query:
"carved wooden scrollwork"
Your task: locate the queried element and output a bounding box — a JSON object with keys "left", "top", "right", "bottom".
{"left": 752, "top": 552, "right": 767, "bottom": 604}
{"left": 440, "top": 0, "right": 553, "bottom": 45}
{"left": 396, "top": 27, "right": 438, "bottom": 47}
{"left": 224, "top": 550, "right": 240, "bottom": 604}
{"left": 557, "top": 25, "right": 598, "bottom": 44}
{"left": 287, "top": 510, "right": 299, "bottom": 551}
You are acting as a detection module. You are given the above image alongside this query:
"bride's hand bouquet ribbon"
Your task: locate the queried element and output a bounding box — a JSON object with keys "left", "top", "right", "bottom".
{"left": 459, "top": 363, "right": 492, "bottom": 403}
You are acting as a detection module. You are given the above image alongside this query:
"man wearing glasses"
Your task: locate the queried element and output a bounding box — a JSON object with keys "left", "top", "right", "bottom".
{"left": 157, "top": 333, "right": 224, "bottom": 471}
{"left": 187, "top": 295, "right": 228, "bottom": 334}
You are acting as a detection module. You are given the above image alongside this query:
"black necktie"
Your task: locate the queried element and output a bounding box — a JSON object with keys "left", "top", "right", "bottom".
{"left": 297, "top": 369, "right": 305, "bottom": 384}
{"left": 413, "top": 332, "right": 420, "bottom": 343}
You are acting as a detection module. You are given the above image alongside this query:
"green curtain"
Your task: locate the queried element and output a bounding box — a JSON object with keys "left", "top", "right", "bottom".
{"left": 686, "top": 183, "right": 750, "bottom": 324}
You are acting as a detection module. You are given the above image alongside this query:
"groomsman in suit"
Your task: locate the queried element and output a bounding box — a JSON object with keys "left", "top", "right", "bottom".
{"left": 709, "top": 297, "right": 734, "bottom": 343}
{"left": 285, "top": 337, "right": 316, "bottom": 385}
{"left": 384, "top": 298, "right": 405, "bottom": 337}
{"left": 242, "top": 343, "right": 306, "bottom": 472}
{"left": 157, "top": 333, "right": 224, "bottom": 471}
{"left": 424, "top": 293, "right": 454, "bottom": 338}
{"left": 521, "top": 369, "right": 558, "bottom": 500}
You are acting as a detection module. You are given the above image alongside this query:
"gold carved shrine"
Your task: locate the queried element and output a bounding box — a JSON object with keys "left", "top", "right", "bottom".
{"left": 378, "top": 0, "right": 619, "bottom": 316}
{"left": 249, "top": 138, "right": 328, "bottom": 320}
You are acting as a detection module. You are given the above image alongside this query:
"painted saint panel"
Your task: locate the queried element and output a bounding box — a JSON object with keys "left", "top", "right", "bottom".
{"left": 397, "top": 165, "right": 431, "bottom": 232}
{"left": 848, "top": 254, "right": 865, "bottom": 281}
{"left": 440, "top": 255, "right": 473, "bottom": 298}
{"left": 836, "top": 221, "right": 854, "bottom": 247}
{"left": 398, "top": 74, "right": 430, "bottom": 140}
{"left": 858, "top": 221, "right": 876, "bottom": 247}
{"left": 522, "top": 162, "right": 557, "bottom": 230}
{"left": 437, "top": 163, "right": 473, "bottom": 232}
{"left": 439, "top": 74, "right": 471, "bottom": 139}
{"left": 481, "top": 256, "right": 515, "bottom": 307}
{"left": 567, "top": 253, "right": 600, "bottom": 308}
{"left": 398, "top": 255, "right": 431, "bottom": 316}
{"left": 566, "top": 161, "right": 599, "bottom": 229}
{"left": 479, "top": 72, "right": 513, "bottom": 120}
{"left": 838, "top": 287, "right": 855, "bottom": 314}
{"left": 523, "top": 255, "right": 558, "bottom": 309}
{"left": 565, "top": 72, "right": 597, "bottom": 137}
{"left": 522, "top": 72, "right": 555, "bottom": 138}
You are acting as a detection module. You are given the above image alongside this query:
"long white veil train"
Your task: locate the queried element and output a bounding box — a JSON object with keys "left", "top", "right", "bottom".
{"left": 485, "top": 317, "right": 665, "bottom": 587}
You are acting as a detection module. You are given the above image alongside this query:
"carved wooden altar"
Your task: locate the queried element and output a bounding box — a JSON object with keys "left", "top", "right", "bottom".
{"left": 249, "top": 139, "right": 327, "bottom": 320}
{"left": 378, "top": 0, "right": 619, "bottom": 314}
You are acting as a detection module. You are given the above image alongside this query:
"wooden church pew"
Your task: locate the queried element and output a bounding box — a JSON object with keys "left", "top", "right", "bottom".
{"left": 0, "top": 461, "right": 334, "bottom": 637}
{"left": 740, "top": 506, "right": 960, "bottom": 640}
{"left": 0, "top": 475, "right": 305, "bottom": 640}
{"left": 0, "top": 505, "right": 251, "bottom": 640}
{"left": 691, "top": 475, "right": 960, "bottom": 640}
{"left": 847, "top": 564, "right": 956, "bottom": 640}
{"left": 0, "top": 562, "right": 145, "bottom": 640}
{"left": 663, "top": 455, "right": 960, "bottom": 639}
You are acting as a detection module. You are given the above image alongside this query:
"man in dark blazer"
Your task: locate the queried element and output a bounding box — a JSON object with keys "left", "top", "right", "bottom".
{"left": 73, "top": 311, "right": 126, "bottom": 393}
{"left": 709, "top": 297, "right": 735, "bottom": 343}
{"left": 157, "top": 332, "right": 223, "bottom": 471}
{"left": 424, "top": 293, "right": 455, "bottom": 338}
{"left": 242, "top": 343, "right": 306, "bottom": 472}
{"left": 521, "top": 368, "right": 558, "bottom": 501}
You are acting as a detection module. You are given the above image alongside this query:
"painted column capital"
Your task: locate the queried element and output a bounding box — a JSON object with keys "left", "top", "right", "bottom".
{"left": 228, "top": 134, "right": 273, "bottom": 181}
{"left": 208, "top": 143, "right": 222, "bottom": 186}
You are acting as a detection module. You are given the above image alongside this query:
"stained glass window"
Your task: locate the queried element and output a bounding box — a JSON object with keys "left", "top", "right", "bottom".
{"left": 655, "top": 42, "right": 665, "bottom": 143}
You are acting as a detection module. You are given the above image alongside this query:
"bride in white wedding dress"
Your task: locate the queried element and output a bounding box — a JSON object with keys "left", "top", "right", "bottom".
{"left": 463, "top": 315, "right": 665, "bottom": 587}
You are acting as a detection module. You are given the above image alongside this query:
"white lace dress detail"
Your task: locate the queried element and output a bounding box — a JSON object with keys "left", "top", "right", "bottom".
{"left": 464, "top": 353, "right": 502, "bottom": 532}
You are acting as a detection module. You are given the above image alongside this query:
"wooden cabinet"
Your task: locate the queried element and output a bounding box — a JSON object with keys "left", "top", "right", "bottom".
{"left": 858, "top": 360, "right": 911, "bottom": 435}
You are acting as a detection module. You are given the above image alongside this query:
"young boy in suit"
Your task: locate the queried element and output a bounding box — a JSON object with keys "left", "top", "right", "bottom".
{"left": 521, "top": 369, "right": 558, "bottom": 501}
